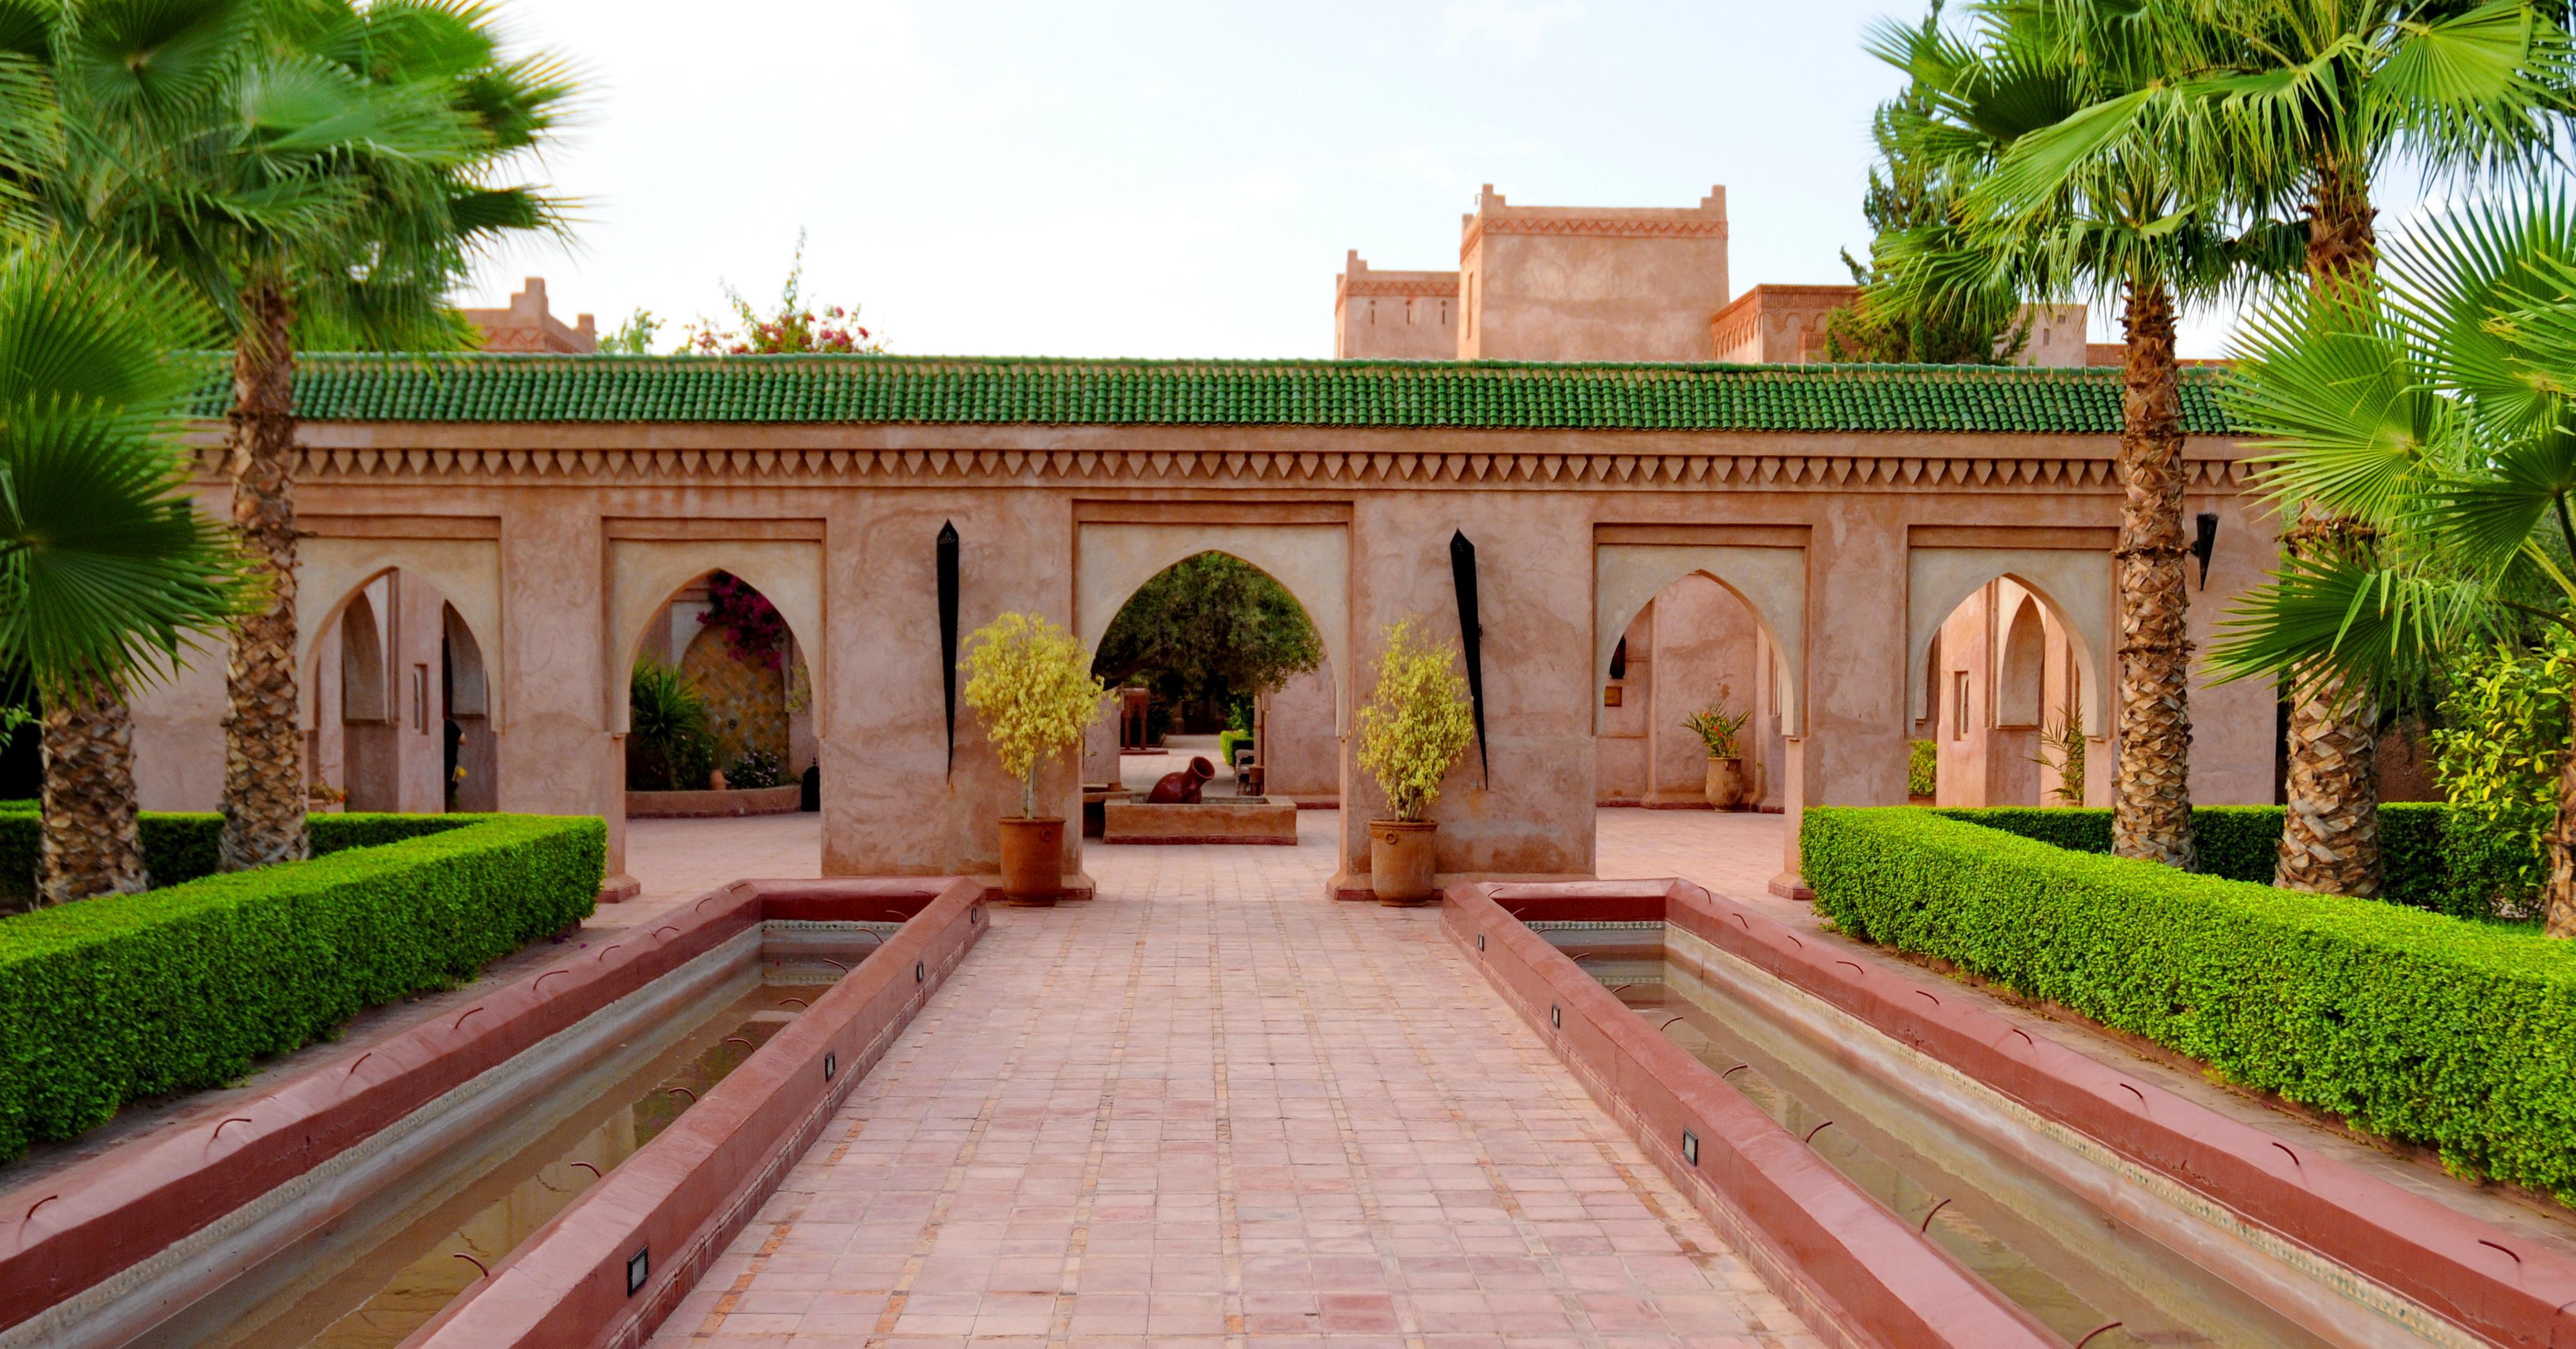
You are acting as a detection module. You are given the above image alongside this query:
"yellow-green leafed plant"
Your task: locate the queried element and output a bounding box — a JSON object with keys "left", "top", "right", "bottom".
{"left": 1356, "top": 620, "right": 1476, "bottom": 823}
{"left": 962, "top": 613, "right": 1106, "bottom": 818}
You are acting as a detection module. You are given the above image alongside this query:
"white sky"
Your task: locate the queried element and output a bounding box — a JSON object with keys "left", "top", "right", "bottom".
{"left": 461, "top": 0, "right": 2334, "bottom": 361}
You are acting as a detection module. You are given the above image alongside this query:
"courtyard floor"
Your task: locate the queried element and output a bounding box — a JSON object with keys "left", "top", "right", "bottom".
{"left": 633, "top": 807, "right": 1820, "bottom": 1347}
{"left": 618, "top": 803, "right": 2576, "bottom": 1346}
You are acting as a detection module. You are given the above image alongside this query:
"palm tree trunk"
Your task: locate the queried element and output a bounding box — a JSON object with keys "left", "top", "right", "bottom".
{"left": 218, "top": 279, "right": 310, "bottom": 872}
{"left": 2111, "top": 279, "right": 2196, "bottom": 869}
{"left": 37, "top": 684, "right": 150, "bottom": 905}
{"left": 2305, "top": 153, "right": 2377, "bottom": 285}
{"left": 2545, "top": 690, "right": 2576, "bottom": 937}
{"left": 2275, "top": 153, "right": 2383, "bottom": 897}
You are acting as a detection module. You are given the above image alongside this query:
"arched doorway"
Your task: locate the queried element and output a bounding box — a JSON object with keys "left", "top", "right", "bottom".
{"left": 1083, "top": 549, "right": 1327, "bottom": 813}
{"left": 1918, "top": 577, "right": 2100, "bottom": 807}
{"left": 443, "top": 604, "right": 497, "bottom": 812}
{"left": 1596, "top": 572, "right": 1785, "bottom": 811}
{"left": 308, "top": 568, "right": 500, "bottom": 814}
{"left": 625, "top": 570, "right": 816, "bottom": 795}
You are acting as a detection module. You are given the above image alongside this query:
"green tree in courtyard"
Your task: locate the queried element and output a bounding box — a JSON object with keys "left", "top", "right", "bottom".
{"left": 2171, "top": 0, "right": 2576, "bottom": 897}
{"left": 1092, "top": 553, "right": 1322, "bottom": 728}
{"left": 6, "top": 0, "right": 576, "bottom": 872}
{"left": 1874, "top": 0, "right": 2297, "bottom": 869}
{"left": 0, "top": 239, "right": 243, "bottom": 903}
{"left": 2212, "top": 195, "right": 2576, "bottom": 935}
{"left": 1824, "top": 0, "right": 2033, "bottom": 365}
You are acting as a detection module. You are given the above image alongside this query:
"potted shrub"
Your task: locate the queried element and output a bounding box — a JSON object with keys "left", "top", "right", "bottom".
{"left": 963, "top": 613, "right": 1105, "bottom": 904}
{"left": 1683, "top": 700, "right": 1751, "bottom": 810}
{"left": 1356, "top": 620, "right": 1476, "bottom": 905}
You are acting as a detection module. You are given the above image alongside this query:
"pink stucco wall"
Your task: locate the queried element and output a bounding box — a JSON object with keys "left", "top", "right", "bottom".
{"left": 125, "top": 418, "right": 2281, "bottom": 896}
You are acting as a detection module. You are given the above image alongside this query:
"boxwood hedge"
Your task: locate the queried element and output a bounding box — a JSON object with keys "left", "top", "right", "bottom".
{"left": 1934, "top": 803, "right": 2489, "bottom": 918}
{"left": 0, "top": 813, "right": 604, "bottom": 1159}
{"left": 1804, "top": 807, "right": 2576, "bottom": 1200}
{"left": 0, "top": 807, "right": 491, "bottom": 906}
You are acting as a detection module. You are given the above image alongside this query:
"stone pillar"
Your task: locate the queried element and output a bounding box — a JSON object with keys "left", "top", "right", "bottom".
{"left": 2184, "top": 487, "right": 2279, "bottom": 805}
{"left": 823, "top": 491, "right": 1090, "bottom": 894}
{"left": 1777, "top": 501, "right": 1911, "bottom": 894}
{"left": 1337, "top": 491, "right": 1595, "bottom": 893}
{"left": 496, "top": 497, "right": 630, "bottom": 900}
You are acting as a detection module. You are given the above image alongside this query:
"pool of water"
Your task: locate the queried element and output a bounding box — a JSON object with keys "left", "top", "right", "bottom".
{"left": 1541, "top": 922, "right": 2346, "bottom": 1349}
{"left": 128, "top": 927, "right": 882, "bottom": 1349}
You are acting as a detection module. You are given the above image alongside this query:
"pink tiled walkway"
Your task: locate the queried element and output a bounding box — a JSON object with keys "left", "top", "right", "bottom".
{"left": 643, "top": 812, "right": 1818, "bottom": 1347}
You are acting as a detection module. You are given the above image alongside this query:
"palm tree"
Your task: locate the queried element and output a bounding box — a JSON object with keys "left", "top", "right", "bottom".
{"left": 0, "top": 239, "right": 243, "bottom": 904}
{"left": 16, "top": 0, "right": 573, "bottom": 871}
{"left": 1875, "top": 0, "right": 2295, "bottom": 868}
{"left": 2181, "top": 0, "right": 2575, "bottom": 896}
{"left": 2212, "top": 194, "right": 2576, "bottom": 932}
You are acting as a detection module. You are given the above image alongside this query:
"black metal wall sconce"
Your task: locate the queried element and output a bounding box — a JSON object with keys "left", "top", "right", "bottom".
{"left": 1451, "top": 530, "right": 1490, "bottom": 788}
{"left": 938, "top": 522, "right": 960, "bottom": 775}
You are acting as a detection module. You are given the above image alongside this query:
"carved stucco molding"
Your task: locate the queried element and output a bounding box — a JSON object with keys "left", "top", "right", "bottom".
{"left": 1461, "top": 214, "right": 1730, "bottom": 258}
{"left": 199, "top": 445, "right": 2255, "bottom": 492}
{"left": 1339, "top": 276, "right": 1459, "bottom": 299}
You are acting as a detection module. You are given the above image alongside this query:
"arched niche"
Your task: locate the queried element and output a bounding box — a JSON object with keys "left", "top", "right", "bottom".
{"left": 1905, "top": 547, "right": 2108, "bottom": 733}
{"left": 338, "top": 585, "right": 388, "bottom": 723}
{"left": 443, "top": 604, "right": 491, "bottom": 718}
{"left": 1074, "top": 523, "right": 1349, "bottom": 733}
{"left": 607, "top": 540, "right": 825, "bottom": 735}
{"left": 1996, "top": 592, "right": 2047, "bottom": 728}
{"left": 298, "top": 537, "right": 503, "bottom": 728}
{"left": 1593, "top": 544, "right": 1805, "bottom": 735}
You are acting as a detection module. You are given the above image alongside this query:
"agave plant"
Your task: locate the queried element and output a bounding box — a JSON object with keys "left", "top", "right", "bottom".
{"left": 628, "top": 659, "right": 714, "bottom": 792}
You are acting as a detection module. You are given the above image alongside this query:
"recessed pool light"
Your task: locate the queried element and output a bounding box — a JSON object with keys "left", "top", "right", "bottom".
{"left": 825, "top": 1051, "right": 837, "bottom": 1081}
{"left": 1550, "top": 1004, "right": 1561, "bottom": 1029}
{"left": 915, "top": 960, "right": 926, "bottom": 984}
{"left": 1682, "top": 1130, "right": 1700, "bottom": 1166}
{"left": 1476, "top": 932, "right": 1485, "bottom": 951}
{"left": 626, "top": 1245, "right": 649, "bottom": 1296}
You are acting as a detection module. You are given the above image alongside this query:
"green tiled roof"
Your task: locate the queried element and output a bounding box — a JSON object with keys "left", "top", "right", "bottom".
{"left": 183, "top": 353, "right": 2233, "bottom": 434}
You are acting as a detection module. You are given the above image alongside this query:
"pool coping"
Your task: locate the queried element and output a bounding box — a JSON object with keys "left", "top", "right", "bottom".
{"left": 1465, "top": 876, "right": 2576, "bottom": 1349}
{"left": 402, "top": 876, "right": 984, "bottom": 1348}
{"left": 0, "top": 875, "right": 979, "bottom": 1343}
{"left": 1445, "top": 879, "right": 2062, "bottom": 1349}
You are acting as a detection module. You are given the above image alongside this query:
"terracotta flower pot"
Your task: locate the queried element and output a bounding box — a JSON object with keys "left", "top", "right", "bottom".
{"left": 997, "top": 816, "right": 1065, "bottom": 905}
{"left": 1703, "top": 757, "right": 1745, "bottom": 810}
{"left": 1370, "top": 819, "right": 1438, "bottom": 905}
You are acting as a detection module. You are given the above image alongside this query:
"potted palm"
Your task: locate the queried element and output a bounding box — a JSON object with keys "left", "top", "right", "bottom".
{"left": 1356, "top": 620, "right": 1476, "bottom": 905}
{"left": 962, "top": 613, "right": 1105, "bottom": 904}
{"left": 1683, "top": 700, "right": 1752, "bottom": 810}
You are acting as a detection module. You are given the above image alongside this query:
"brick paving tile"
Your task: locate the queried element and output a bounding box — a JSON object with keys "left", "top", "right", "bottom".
{"left": 644, "top": 811, "right": 1819, "bottom": 1347}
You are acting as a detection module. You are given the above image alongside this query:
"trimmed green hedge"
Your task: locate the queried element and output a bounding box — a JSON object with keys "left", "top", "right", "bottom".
{"left": 0, "top": 813, "right": 604, "bottom": 1159}
{"left": 1933, "top": 803, "right": 2490, "bottom": 918}
{"left": 1805, "top": 807, "right": 2576, "bottom": 1201}
{"left": 0, "top": 811, "right": 479, "bottom": 904}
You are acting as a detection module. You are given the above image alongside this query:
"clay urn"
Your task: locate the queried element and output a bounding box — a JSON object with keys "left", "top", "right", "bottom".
{"left": 1703, "top": 757, "right": 1745, "bottom": 810}
{"left": 997, "top": 816, "right": 1064, "bottom": 906}
{"left": 1370, "top": 819, "right": 1438, "bottom": 905}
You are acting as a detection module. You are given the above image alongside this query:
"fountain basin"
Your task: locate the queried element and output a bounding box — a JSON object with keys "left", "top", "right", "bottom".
{"left": 0, "top": 877, "right": 982, "bottom": 1348}
{"left": 1450, "top": 877, "right": 2576, "bottom": 1349}
{"left": 1100, "top": 795, "right": 1297, "bottom": 845}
